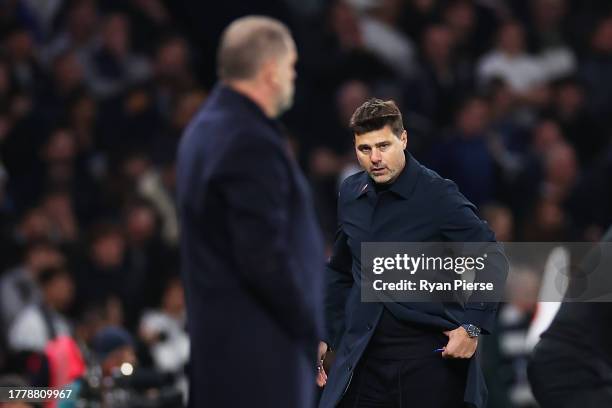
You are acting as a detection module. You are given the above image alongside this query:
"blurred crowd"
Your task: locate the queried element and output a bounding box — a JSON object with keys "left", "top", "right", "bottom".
{"left": 0, "top": 0, "right": 611, "bottom": 407}
{"left": 293, "top": 0, "right": 612, "bottom": 245}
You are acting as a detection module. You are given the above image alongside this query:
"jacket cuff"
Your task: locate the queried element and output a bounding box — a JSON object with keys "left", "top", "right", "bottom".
{"left": 464, "top": 306, "right": 497, "bottom": 335}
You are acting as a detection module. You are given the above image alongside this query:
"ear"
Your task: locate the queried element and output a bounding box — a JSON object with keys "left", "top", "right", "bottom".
{"left": 260, "top": 58, "right": 279, "bottom": 87}
{"left": 401, "top": 130, "right": 408, "bottom": 149}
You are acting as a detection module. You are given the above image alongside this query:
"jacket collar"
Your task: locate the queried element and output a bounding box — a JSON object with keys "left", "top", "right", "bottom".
{"left": 210, "top": 82, "right": 281, "bottom": 130}
{"left": 356, "top": 151, "right": 420, "bottom": 200}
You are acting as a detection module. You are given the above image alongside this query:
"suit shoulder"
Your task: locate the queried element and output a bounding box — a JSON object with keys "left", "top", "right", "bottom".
{"left": 413, "top": 161, "right": 477, "bottom": 211}
{"left": 181, "top": 104, "right": 281, "bottom": 153}
{"left": 417, "top": 162, "right": 459, "bottom": 196}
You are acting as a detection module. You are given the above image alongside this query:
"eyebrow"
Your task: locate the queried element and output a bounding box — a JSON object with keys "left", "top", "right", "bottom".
{"left": 357, "top": 141, "right": 391, "bottom": 149}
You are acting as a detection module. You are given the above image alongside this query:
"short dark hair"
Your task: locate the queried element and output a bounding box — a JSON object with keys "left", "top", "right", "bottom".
{"left": 349, "top": 98, "right": 404, "bottom": 137}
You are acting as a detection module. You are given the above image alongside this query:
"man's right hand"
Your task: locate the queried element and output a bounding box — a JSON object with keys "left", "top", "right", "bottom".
{"left": 316, "top": 341, "right": 328, "bottom": 387}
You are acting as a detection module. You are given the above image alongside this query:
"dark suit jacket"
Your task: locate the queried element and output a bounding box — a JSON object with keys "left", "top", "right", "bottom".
{"left": 319, "top": 152, "right": 508, "bottom": 408}
{"left": 528, "top": 226, "right": 612, "bottom": 406}
{"left": 177, "top": 84, "right": 324, "bottom": 408}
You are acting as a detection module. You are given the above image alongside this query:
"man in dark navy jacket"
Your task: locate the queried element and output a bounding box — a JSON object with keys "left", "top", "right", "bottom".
{"left": 177, "top": 16, "right": 324, "bottom": 408}
{"left": 317, "top": 99, "right": 508, "bottom": 408}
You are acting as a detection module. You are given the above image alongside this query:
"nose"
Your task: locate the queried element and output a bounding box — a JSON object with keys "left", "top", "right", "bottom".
{"left": 371, "top": 148, "right": 382, "bottom": 164}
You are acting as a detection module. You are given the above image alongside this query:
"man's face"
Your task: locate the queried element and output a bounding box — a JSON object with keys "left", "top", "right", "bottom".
{"left": 354, "top": 125, "right": 407, "bottom": 184}
{"left": 273, "top": 41, "right": 297, "bottom": 115}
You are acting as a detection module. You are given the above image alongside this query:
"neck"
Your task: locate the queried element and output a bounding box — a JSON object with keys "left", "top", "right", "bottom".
{"left": 225, "top": 80, "right": 276, "bottom": 118}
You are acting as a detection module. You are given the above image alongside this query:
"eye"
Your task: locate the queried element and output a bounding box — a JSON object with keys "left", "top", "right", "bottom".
{"left": 359, "top": 146, "right": 371, "bottom": 153}
{"left": 379, "top": 143, "right": 390, "bottom": 151}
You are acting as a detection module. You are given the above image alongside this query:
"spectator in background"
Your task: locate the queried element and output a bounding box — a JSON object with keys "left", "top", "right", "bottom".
{"left": 579, "top": 16, "right": 612, "bottom": 128}
{"left": 74, "top": 223, "right": 131, "bottom": 327}
{"left": 399, "top": 0, "right": 440, "bottom": 42}
{"left": 478, "top": 21, "right": 546, "bottom": 95}
{"left": 1, "top": 25, "right": 44, "bottom": 93}
{"left": 293, "top": 0, "right": 391, "bottom": 160}
{"left": 309, "top": 0, "right": 391, "bottom": 87}
{"left": 309, "top": 80, "right": 371, "bottom": 243}
{"left": 122, "top": 197, "right": 174, "bottom": 310}
{"left": 98, "top": 151, "right": 150, "bottom": 214}
{"left": 11, "top": 207, "right": 54, "bottom": 248}
{"left": 442, "top": 0, "right": 500, "bottom": 60}
{"left": 43, "top": 0, "right": 99, "bottom": 66}
{"left": 493, "top": 266, "right": 540, "bottom": 408}
{"left": 531, "top": 119, "right": 565, "bottom": 163}
{"left": 28, "top": 127, "right": 101, "bottom": 223}
{"left": 0, "top": 241, "right": 64, "bottom": 332}
{"left": 101, "top": 150, "right": 173, "bottom": 232}
{"left": 541, "top": 142, "right": 578, "bottom": 205}
{"left": 521, "top": 141, "right": 578, "bottom": 241}
{"left": 335, "top": 80, "right": 372, "bottom": 147}
{"left": 84, "top": 13, "right": 150, "bottom": 99}
{"left": 91, "top": 326, "right": 136, "bottom": 377}
{"left": 36, "top": 49, "right": 88, "bottom": 128}
{"left": 487, "top": 78, "right": 532, "bottom": 149}
{"left": 41, "top": 128, "right": 79, "bottom": 189}
{"left": 314, "top": 79, "right": 372, "bottom": 162}
{"left": 150, "top": 89, "right": 206, "bottom": 165}
{"left": 428, "top": 95, "right": 497, "bottom": 206}
{"left": 68, "top": 91, "right": 99, "bottom": 156}
{"left": 65, "top": 91, "right": 109, "bottom": 200}
{"left": 46, "top": 49, "right": 87, "bottom": 105}
{"left": 8, "top": 266, "right": 74, "bottom": 352}
{"left": 353, "top": 0, "right": 417, "bottom": 79}
{"left": 526, "top": 0, "right": 576, "bottom": 80}
{"left": 139, "top": 277, "right": 188, "bottom": 374}
{"left": 150, "top": 35, "right": 199, "bottom": 121}
{"left": 485, "top": 79, "right": 532, "bottom": 197}
{"left": 90, "top": 34, "right": 192, "bottom": 157}
{"left": 88, "top": 325, "right": 183, "bottom": 406}
{"left": 549, "top": 78, "right": 605, "bottom": 166}
{"left": 121, "top": 0, "right": 173, "bottom": 54}
{"left": 523, "top": 197, "right": 570, "bottom": 242}
{"left": 526, "top": 0, "right": 569, "bottom": 49}
{"left": 136, "top": 154, "right": 180, "bottom": 247}
{"left": 40, "top": 189, "right": 79, "bottom": 245}
{"left": 505, "top": 118, "right": 564, "bottom": 219}
{"left": 73, "top": 300, "right": 122, "bottom": 367}
{"left": 409, "top": 23, "right": 474, "bottom": 130}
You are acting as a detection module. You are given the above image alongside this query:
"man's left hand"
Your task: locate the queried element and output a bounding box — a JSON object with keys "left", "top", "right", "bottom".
{"left": 441, "top": 327, "right": 478, "bottom": 359}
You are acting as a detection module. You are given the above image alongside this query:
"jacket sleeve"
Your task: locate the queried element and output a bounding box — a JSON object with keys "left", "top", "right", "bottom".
{"left": 438, "top": 181, "right": 509, "bottom": 334}
{"left": 218, "top": 136, "right": 319, "bottom": 341}
{"left": 323, "top": 185, "right": 355, "bottom": 349}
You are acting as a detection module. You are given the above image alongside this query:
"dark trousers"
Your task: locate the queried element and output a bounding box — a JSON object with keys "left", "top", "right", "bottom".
{"left": 528, "top": 338, "right": 612, "bottom": 408}
{"left": 338, "top": 350, "right": 468, "bottom": 408}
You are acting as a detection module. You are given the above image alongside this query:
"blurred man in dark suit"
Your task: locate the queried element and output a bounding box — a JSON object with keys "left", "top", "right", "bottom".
{"left": 177, "top": 16, "right": 324, "bottom": 408}
{"left": 528, "top": 226, "right": 612, "bottom": 408}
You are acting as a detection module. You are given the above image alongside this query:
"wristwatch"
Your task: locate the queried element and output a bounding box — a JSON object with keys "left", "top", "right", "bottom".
{"left": 461, "top": 324, "right": 481, "bottom": 338}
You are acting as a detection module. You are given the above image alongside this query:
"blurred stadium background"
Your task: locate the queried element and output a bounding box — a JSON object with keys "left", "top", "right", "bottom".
{"left": 0, "top": 0, "right": 611, "bottom": 407}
